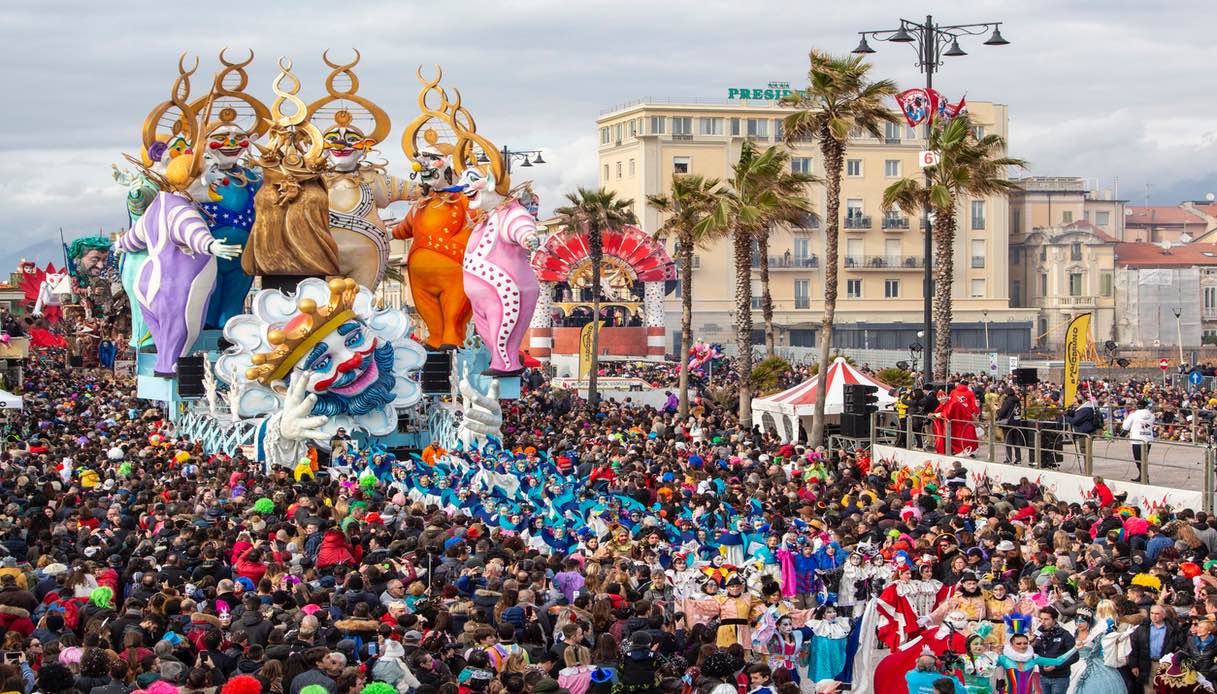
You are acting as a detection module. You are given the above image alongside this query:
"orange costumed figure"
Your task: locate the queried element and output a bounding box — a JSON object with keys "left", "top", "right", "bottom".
{"left": 397, "top": 70, "right": 474, "bottom": 350}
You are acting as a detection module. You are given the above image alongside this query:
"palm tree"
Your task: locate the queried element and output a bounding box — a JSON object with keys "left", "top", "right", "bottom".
{"left": 647, "top": 174, "right": 723, "bottom": 419}
{"left": 884, "top": 114, "right": 1026, "bottom": 381}
{"left": 708, "top": 142, "right": 815, "bottom": 429}
{"left": 782, "top": 50, "right": 898, "bottom": 448}
{"left": 554, "top": 187, "right": 637, "bottom": 407}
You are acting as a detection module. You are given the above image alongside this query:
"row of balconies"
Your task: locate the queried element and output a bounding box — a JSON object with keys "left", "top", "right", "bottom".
{"left": 750, "top": 255, "right": 928, "bottom": 270}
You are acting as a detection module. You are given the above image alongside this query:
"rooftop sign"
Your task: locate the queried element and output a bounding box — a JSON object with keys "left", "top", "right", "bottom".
{"left": 727, "top": 81, "right": 804, "bottom": 100}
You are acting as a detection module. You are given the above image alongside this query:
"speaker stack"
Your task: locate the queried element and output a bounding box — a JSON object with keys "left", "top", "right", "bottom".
{"left": 421, "top": 351, "right": 453, "bottom": 394}
{"left": 177, "top": 356, "right": 207, "bottom": 398}
{"left": 1012, "top": 367, "right": 1038, "bottom": 386}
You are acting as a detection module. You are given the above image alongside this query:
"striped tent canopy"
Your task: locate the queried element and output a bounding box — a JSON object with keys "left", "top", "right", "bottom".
{"left": 752, "top": 357, "right": 896, "bottom": 441}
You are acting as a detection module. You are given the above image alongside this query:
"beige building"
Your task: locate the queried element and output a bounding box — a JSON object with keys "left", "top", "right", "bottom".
{"left": 596, "top": 97, "right": 1034, "bottom": 353}
{"left": 1008, "top": 177, "right": 1125, "bottom": 349}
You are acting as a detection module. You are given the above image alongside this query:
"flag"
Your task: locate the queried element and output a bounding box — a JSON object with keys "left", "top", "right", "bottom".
{"left": 895, "top": 88, "right": 942, "bottom": 128}
{"left": 1063, "top": 313, "right": 1092, "bottom": 407}
{"left": 578, "top": 321, "right": 602, "bottom": 379}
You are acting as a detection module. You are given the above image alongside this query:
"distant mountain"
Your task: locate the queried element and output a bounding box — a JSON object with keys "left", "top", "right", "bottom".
{"left": 0, "top": 240, "right": 65, "bottom": 279}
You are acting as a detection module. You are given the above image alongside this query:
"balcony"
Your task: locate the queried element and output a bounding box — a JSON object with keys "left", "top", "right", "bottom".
{"left": 882, "top": 216, "right": 910, "bottom": 230}
{"left": 844, "top": 215, "right": 873, "bottom": 230}
{"left": 1205, "top": 308, "right": 1217, "bottom": 321}
{"left": 884, "top": 137, "right": 901, "bottom": 145}
{"left": 971, "top": 256, "right": 986, "bottom": 268}
{"left": 671, "top": 133, "right": 693, "bottom": 141}
{"left": 844, "top": 255, "right": 925, "bottom": 270}
{"left": 1034, "top": 295, "right": 1099, "bottom": 308}
{"left": 747, "top": 134, "right": 770, "bottom": 143}
{"left": 794, "top": 297, "right": 811, "bottom": 309}
{"left": 765, "top": 255, "right": 820, "bottom": 269}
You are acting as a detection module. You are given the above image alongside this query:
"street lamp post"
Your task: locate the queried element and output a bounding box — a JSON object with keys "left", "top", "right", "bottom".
{"left": 853, "top": 15, "right": 1009, "bottom": 380}
{"left": 982, "top": 308, "right": 990, "bottom": 353}
{"left": 1173, "top": 306, "right": 1185, "bottom": 366}
{"left": 479, "top": 147, "right": 545, "bottom": 175}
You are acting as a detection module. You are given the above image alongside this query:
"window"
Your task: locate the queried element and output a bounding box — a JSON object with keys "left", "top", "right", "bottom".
{"left": 629, "top": 120, "right": 637, "bottom": 137}
{"left": 884, "top": 239, "right": 901, "bottom": 263}
{"left": 649, "top": 116, "right": 665, "bottom": 134}
{"left": 746, "top": 118, "right": 769, "bottom": 139}
{"left": 906, "top": 124, "right": 918, "bottom": 140}
{"left": 884, "top": 279, "right": 900, "bottom": 298}
{"left": 846, "top": 159, "right": 863, "bottom": 177}
{"left": 1039, "top": 247, "right": 1047, "bottom": 261}
{"left": 846, "top": 238, "right": 864, "bottom": 259}
{"left": 615, "top": 162, "right": 622, "bottom": 179}
{"left": 773, "top": 119, "right": 784, "bottom": 141}
{"left": 1100, "top": 272, "right": 1113, "bottom": 297}
{"left": 1039, "top": 273, "right": 1048, "bottom": 296}
{"left": 847, "top": 279, "right": 862, "bottom": 298}
{"left": 671, "top": 117, "right": 692, "bottom": 138}
{"left": 791, "top": 157, "right": 813, "bottom": 174}
{"left": 750, "top": 280, "right": 763, "bottom": 310}
{"left": 628, "top": 159, "right": 635, "bottom": 177}
{"left": 603, "top": 164, "right": 609, "bottom": 180}
{"left": 846, "top": 199, "right": 863, "bottom": 222}
{"left": 794, "top": 238, "right": 811, "bottom": 260}
{"left": 1096, "top": 211, "right": 1110, "bottom": 227}
{"left": 615, "top": 123, "right": 622, "bottom": 142}
{"left": 970, "top": 200, "right": 985, "bottom": 230}
{"left": 971, "top": 125, "right": 985, "bottom": 140}
{"left": 884, "top": 122, "right": 901, "bottom": 143}
{"left": 970, "top": 279, "right": 985, "bottom": 297}
{"left": 1069, "top": 272, "right": 1083, "bottom": 297}
{"left": 673, "top": 156, "right": 690, "bottom": 174}
{"left": 1062, "top": 210, "right": 1073, "bottom": 223}
{"left": 971, "top": 239, "right": 986, "bottom": 268}
{"left": 600, "top": 127, "right": 610, "bottom": 145}
{"left": 794, "top": 279, "right": 810, "bottom": 309}
{"left": 1071, "top": 243, "right": 1083, "bottom": 261}
{"left": 1010, "top": 247, "right": 1021, "bottom": 264}
{"left": 730, "top": 118, "right": 740, "bottom": 136}
{"left": 884, "top": 159, "right": 901, "bottom": 177}
{"left": 1012, "top": 280, "right": 1022, "bottom": 307}
{"left": 1207, "top": 286, "right": 1217, "bottom": 310}
{"left": 699, "top": 117, "right": 723, "bottom": 136}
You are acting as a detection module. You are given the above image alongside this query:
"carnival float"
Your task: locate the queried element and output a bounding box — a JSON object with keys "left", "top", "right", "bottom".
{"left": 99, "top": 50, "right": 572, "bottom": 470}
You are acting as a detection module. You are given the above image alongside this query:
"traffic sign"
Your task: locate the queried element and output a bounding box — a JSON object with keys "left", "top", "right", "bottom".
{"left": 1190, "top": 370, "right": 1204, "bottom": 386}
{"left": 1159, "top": 358, "right": 1170, "bottom": 370}
{"left": 918, "top": 150, "right": 940, "bottom": 169}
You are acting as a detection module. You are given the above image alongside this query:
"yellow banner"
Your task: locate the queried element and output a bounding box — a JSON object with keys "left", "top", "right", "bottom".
{"left": 1063, "top": 312, "right": 1092, "bottom": 407}
{"left": 578, "top": 321, "right": 603, "bottom": 379}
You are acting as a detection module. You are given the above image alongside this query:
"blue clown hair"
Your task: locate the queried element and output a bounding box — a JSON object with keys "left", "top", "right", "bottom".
{"left": 306, "top": 342, "right": 397, "bottom": 417}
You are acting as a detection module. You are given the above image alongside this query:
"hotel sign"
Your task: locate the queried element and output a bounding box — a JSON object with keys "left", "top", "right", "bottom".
{"left": 728, "top": 81, "right": 804, "bottom": 100}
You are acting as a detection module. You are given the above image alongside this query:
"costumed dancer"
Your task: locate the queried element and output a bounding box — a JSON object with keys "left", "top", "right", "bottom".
{"left": 876, "top": 562, "right": 921, "bottom": 650}
{"left": 961, "top": 634, "right": 999, "bottom": 694}
{"left": 1154, "top": 652, "right": 1215, "bottom": 694}
{"left": 933, "top": 381, "right": 981, "bottom": 455}
{"left": 764, "top": 614, "right": 809, "bottom": 684}
{"left": 806, "top": 604, "right": 851, "bottom": 685}
{"left": 1067, "top": 603, "right": 1132, "bottom": 694}
{"left": 993, "top": 614, "right": 1077, "bottom": 694}
{"left": 837, "top": 549, "right": 867, "bottom": 618}
{"left": 872, "top": 611, "right": 970, "bottom": 694}
{"left": 714, "top": 576, "right": 761, "bottom": 653}
{"left": 983, "top": 581, "right": 1017, "bottom": 646}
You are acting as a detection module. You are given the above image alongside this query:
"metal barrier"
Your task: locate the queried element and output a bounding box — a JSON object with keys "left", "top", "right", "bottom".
{"left": 871, "top": 410, "right": 1217, "bottom": 512}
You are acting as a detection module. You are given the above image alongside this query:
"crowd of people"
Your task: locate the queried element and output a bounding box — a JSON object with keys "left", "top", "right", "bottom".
{"left": 0, "top": 346, "right": 1216, "bottom": 694}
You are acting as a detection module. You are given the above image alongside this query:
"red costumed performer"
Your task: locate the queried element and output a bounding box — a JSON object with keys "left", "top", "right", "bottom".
{"left": 873, "top": 613, "right": 970, "bottom": 694}
{"left": 932, "top": 383, "right": 981, "bottom": 455}
{"left": 875, "top": 562, "right": 920, "bottom": 650}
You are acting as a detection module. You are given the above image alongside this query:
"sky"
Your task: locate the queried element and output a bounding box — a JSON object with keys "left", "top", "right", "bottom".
{"left": 4, "top": 0, "right": 1217, "bottom": 263}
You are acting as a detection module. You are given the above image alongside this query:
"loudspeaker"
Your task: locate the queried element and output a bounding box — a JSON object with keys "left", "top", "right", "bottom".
{"left": 421, "top": 351, "right": 453, "bottom": 394}
{"left": 69, "top": 356, "right": 83, "bottom": 367}
{"left": 840, "top": 413, "right": 871, "bottom": 439}
{"left": 177, "top": 356, "right": 206, "bottom": 398}
{"left": 1013, "top": 367, "right": 1038, "bottom": 386}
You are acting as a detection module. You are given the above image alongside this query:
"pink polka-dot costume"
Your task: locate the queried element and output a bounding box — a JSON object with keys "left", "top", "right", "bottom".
{"left": 461, "top": 199, "right": 539, "bottom": 375}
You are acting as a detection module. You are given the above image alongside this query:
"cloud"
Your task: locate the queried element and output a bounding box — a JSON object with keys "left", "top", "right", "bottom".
{"left": 3, "top": 0, "right": 1217, "bottom": 259}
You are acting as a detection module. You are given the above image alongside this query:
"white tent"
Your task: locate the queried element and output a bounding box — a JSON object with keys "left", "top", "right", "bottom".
{"left": 0, "top": 390, "right": 22, "bottom": 410}
{"left": 752, "top": 357, "right": 895, "bottom": 442}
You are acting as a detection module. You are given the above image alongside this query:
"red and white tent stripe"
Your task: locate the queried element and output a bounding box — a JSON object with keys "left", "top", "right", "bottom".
{"left": 752, "top": 357, "right": 896, "bottom": 417}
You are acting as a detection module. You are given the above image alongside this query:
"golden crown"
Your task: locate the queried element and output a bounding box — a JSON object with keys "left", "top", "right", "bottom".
{"left": 245, "top": 278, "right": 361, "bottom": 385}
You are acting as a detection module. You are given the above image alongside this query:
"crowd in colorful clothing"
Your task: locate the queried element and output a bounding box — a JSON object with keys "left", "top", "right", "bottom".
{"left": 0, "top": 355, "right": 1216, "bottom": 694}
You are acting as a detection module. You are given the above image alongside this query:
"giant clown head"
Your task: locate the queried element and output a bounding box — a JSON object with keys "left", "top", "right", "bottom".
{"left": 306, "top": 51, "right": 391, "bottom": 176}
{"left": 458, "top": 164, "right": 506, "bottom": 213}
{"left": 410, "top": 129, "right": 457, "bottom": 194}
{"left": 202, "top": 108, "right": 254, "bottom": 170}
{"left": 216, "top": 277, "right": 426, "bottom": 438}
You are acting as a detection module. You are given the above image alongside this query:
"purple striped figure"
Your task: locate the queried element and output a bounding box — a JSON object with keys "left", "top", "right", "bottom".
{"left": 114, "top": 191, "right": 242, "bottom": 376}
